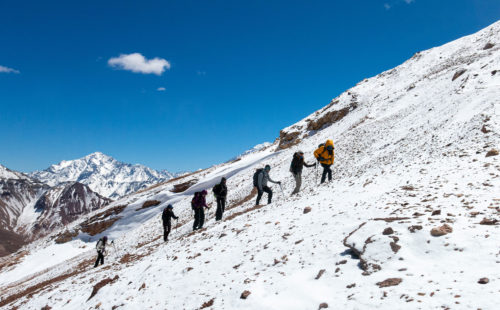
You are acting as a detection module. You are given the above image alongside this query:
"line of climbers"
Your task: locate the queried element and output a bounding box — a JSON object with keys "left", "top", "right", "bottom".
{"left": 93, "top": 139, "right": 334, "bottom": 265}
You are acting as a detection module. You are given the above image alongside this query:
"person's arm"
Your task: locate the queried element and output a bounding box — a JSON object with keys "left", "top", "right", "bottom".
{"left": 268, "top": 174, "right": 280, "bottom": 184}
{"left": 172, "top": 211, "right": 179, "bottom": 220}
{"left": 222, "top": 187, "right": 227, "bottom": 198}
{"left": 305, "top": 161, "right": 315, "bottom": 168}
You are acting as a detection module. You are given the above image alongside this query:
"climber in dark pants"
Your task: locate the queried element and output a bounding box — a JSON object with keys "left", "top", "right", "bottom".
{"left": 255, "top": 165, "right": 281, "bottom": 205}
{"left": 192, "top": 190, "right": 209, "bottom": 231}
{"left": 94, "top": 236, "right": 107, "bottom": 267}
{"left": 162, "top": 205, "right": 178, "bottom": 242}
{"left": 212, "top": 177, "right": 228, "bottom": 221}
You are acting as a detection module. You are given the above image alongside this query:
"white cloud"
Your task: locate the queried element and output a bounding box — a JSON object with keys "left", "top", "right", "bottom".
{"left": 157, "top": 87, "right": 166, "bottom": 91}
{"left": 384, "top": 0, "right": 415, "bottom": 9}
{"left": 197, "top": 70, "right": 206, "bottom": 76}
{"left": 108, "top": 53, "right": 171, "bottom": 75}
{"left": 0, "top": 65, "right": 20, "bottom": 74}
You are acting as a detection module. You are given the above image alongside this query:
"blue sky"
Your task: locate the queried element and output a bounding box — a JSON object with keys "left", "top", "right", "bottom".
{"left": 1, "top": 0, "right": 499, "bottom": 172}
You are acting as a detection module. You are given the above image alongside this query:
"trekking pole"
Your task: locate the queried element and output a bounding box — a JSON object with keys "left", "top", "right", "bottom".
{"left": 316, "top": 163, "right": 319, "bottom": 185}
{"left": 279, "top": 183, "right": 284, "bottom": 197}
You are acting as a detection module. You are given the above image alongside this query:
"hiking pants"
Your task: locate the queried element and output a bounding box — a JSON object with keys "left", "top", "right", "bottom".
{"left": 256, "top": 186, "right": 273, "bottom": 205}
{"left": 291, "top": 172, "right": 302, "bottom": 195}
{"left": 94, "top": 251, "right": 104, "bottom": 267}
{"left": 163, "top": 222, "right": 171, "bottom": 241}
{"left": 193, "top": 207, "right": 205, "bottom": 230}
{"left": 215, "top": 197, "right": 226, "bottom": 221}
{"left": 321, "top": 164, "right": 332, "bottom": 183}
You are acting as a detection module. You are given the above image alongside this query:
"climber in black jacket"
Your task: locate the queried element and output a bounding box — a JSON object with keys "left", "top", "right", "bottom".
{"left": 212, "top": 177, "right": 228, "bottom": 221}
{"left": 290, "top": 151, "right": 315, "bottom": 195}
{"left": 162, "top": 205, "right": 178, "bottom": 242}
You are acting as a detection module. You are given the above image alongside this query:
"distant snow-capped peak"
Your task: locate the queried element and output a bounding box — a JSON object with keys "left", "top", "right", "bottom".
{"left": 30, "top": 152, "right": 176, "bottom": 199}
{"left": 234, "top": 142, "right": 273, "bottom": 160}
{"left": 0, "top": 164, "right": 30, "bottom": 180}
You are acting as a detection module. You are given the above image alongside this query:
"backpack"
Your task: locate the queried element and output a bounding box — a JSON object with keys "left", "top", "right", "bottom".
{"left": 191, "top": 192, "right": 200, "bottom": 209}
{"left": 192, "top": 191, "right": 206, "bottom": 209}
{"left": 253, "top": 169, "right": 263, "bottom": 187}
{"left": 96, "top": 238, "right": 105, "bottom": 251}
{"left": 290, "top": 153, "right": 300, "bottom": 173}
{"left": 212, "top": 184, "right": 221, "bottom": 196}
{"left": 162, "top": 208, "right": 168, "bottom": 222}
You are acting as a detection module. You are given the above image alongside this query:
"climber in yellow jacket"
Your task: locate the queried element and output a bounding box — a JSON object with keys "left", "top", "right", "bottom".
{"left": 314, "top": 139, "right": 335, "bottom": 184}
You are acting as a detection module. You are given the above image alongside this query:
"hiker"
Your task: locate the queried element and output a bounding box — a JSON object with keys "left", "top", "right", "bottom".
{"left": 314, "top": 140, "right": 335, "bottom": 183}
{"left": 290, "top": 151, "right": 316, "bottom": 195}
{"left": 162, "top": 204, "right": 178, "bottom": 242}
{"left": 212, "top": 177, "right": 228, "bottom": 221}
{"left": 192, "top": 190, "right": 209, "bottom": 231}
{"left": 94, "top": 236, "right": 108, "bottom": 268}
{"left": 254, "top": 165, "right": 281, "bottom": 205}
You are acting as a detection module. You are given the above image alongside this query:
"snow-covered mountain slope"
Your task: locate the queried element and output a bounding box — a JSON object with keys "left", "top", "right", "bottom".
{"left": 30, "top": 152, "right": 176, "bottom": 199}
{"left": 24, "top": 182, "right": 111, "bottom": 236}
{"left": 0, "top": 165, "right": 29, "bottom": 180}
{"left": 0, "top": 171, "right": 48, "bottom": 232}
{"left": 237, "top": 142, "right": 273, "bottom": 158}
{"left": 0, "top": 167, "right": 48, "bottom": 257}
{"left": 0, "top": 166, "right": 111, "bottom": 257}
{"left": 0, "top": 227, "right": 26, "bottom": 257}
{"left": 1, "top": 21, "right": 499, "bottom": 310}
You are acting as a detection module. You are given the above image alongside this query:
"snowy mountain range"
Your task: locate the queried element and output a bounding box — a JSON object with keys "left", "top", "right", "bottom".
{"left": 0, "top": 21, "right": 499, "bottom": 309}
{"left": 0, "top": 153, "right": 175, "bottom": 255}
{"left": 0, "top": 165, "right": 111, "bottom": 256}
{"left": 30, "top": 152, "right": 176, "bottom": 199}
{"left": 0, "top": 165, "right": 49, "bottom": 245}
{"left": 0, "top": 164, "right": 29, "bottom": 180}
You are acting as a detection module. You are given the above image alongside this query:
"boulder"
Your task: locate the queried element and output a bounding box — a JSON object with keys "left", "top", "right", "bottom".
{"left": 408, "top": 225, "right": 422, "bottom": 233}
{"left": 431, "top": 210, "right": 441, "bottom": 216}
{"left": 480, "top": 218, "right": 498, "bottom": 225}
{"left": 452, "top": 69, "right": 467, "bottom": 81}
{"left": 383, "top": 227, "right": 394, "bottom": 235}
{"left": 376, "top": 278, "right": 402, "bottom": 288}
{"left": 240, "top": 290, "right": 251, "bottom": 299}
{"left": 430, "top": 224, "right": 452, "bottom": 237}
{"left": 485, "top": 149, "right": 499, "bottom": 157}
{"left": 483, "top": 42, "right": 495, "bottom": 50}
